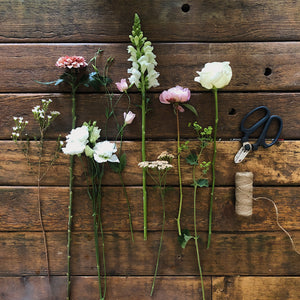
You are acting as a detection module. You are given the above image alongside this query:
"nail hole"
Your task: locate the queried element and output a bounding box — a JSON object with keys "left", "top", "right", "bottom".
{"left": 181, "top": 4, "right": 190, "bottom": 12}
{"left": 228, "top": 108, "right": 236, "bottom": 115}
{"left": 264, "top": 67, "right": 272, "bottom": 76}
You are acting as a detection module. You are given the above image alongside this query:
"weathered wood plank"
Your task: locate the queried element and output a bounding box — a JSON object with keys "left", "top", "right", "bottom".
{"left": 1, "top": 92, "right": 298, "bottom": 140}
{"left": 213, "top": 276, "right": 300, "bottom": 300}
{"left": 0, "top": 141, "right": 299, "bottom": 186}
{"left": 0, "top": 0, "right": 299, "bottom": 42}
{"left": 0, "top": 186, "right": 299, "bottom": 233}
{"left": 0, "top": 231, "right": 299, "bottom": 276}
{"left": 0, "top": 276, "right": 211, "bottom": 300}
{"left": 0, "top": 43, "right": 299, "bottom": 92}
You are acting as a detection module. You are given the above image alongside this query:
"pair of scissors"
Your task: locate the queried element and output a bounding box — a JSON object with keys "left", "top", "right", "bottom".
{"left": 234, "top": 106, "right": 283, "bottom": 163}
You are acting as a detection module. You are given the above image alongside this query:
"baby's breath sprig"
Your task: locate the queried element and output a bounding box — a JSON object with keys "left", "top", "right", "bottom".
{"left": 12, "top": 98, "right": 62, "bottom": 280}
{"left": 138, "top": 151, "right": 173, "bottom": 296}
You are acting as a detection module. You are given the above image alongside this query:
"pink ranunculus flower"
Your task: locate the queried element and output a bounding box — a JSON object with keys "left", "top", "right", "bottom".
{"left": 55, "top": 56, "right": 88, "bottom": 69}
{"left": 115, "top": 78, "right": 129, "bottom": 92}
{"left": 159, "top": 85, "right": 191, "bottom": 112}
{"left": 124, "top": 111, "right": 136, "bottom": 125}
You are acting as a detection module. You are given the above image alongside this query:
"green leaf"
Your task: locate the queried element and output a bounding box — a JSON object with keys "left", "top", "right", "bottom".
{"left": 186, "top": 152, "right": 198, "bottom": 166}
{"left": 194, "top": 178, "right": 209, "bottom": 188}
{"left": 108, "top": 153, "right": 127, "bottom": 173}
{"left": 178, "top": 229, "right": 193, "bottom": 249}
{"left": 182, "top": 103, "right": 198, "bottom": 117}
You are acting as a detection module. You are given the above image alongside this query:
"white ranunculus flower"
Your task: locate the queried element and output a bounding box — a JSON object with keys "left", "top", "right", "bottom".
{"left": 194, "top": 61, "right": 232, "bottom": 90}
{"left": 93, "top": 141, "right": 119, "bottom": 164}
{"left": 62, "top": 141, "right": 87, "bottom": 155}
{"left": 66, "top": 125, "right": 89, "bottom": 144}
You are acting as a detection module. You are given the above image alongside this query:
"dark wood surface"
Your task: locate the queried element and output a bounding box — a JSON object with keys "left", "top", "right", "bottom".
{"left": 0, "top": 0, "right": 299, "bottom": 299}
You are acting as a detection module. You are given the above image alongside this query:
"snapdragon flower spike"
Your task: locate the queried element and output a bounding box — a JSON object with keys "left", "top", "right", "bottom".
{"left": 127, "top": 14, "right": 160, "bottom": 90}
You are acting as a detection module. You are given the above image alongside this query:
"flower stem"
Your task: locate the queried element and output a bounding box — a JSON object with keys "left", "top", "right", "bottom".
{"left": 67, "top": 88, "right": 76, "bottom": 300}
{"left": 176, "top": 108, "right": 183, "bottom": 237}
{"left": 150, "top": 186, "right": 165, "bottom": 296}
{"left": 193, "top": 166, "right": 205, "bottom": 300}
{"left": 141, "top": 75, "right": 147, "bottom": 240}
{"left": 119, "top": 172, "right": 134, "bottom": 242}
{"left": 207, "top": 88, "right": 218, "bottom": 249}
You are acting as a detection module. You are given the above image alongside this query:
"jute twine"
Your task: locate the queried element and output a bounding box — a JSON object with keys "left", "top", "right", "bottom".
{"left": 235, "top": 171, "right": 300, "bottom": 255}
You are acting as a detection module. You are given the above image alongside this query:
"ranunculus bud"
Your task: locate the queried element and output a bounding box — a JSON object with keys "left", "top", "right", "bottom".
{"left": 115, "top": 79, "right": 129, "bottom": 92}
{"left": 124, "top": 111, "right": 136, "bottom": 125}
{"left": 194, "top": 61, "right": 232, "bottom": 90}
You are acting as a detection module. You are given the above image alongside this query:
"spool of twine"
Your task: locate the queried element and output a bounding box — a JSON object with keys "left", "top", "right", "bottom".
{"left": 234, "top": 171, "right": 300, "bottom": 255}
{"left": 235, "top": 172, "right": 253, "bottom": 217}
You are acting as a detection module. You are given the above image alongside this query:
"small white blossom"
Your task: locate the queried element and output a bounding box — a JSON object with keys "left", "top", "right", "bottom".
{"left": 93, "top": 141, "right": 119, "bottom": 164}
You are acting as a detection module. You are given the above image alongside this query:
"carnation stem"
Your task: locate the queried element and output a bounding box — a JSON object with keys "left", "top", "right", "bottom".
{"left": 141, "top": 75, "right": 147, "bottom": 240}
{"left": 207, "top": 88, "right": 218, "bottom": 249}
{"left": 193, "top": 165, "right": 205, "bottom": 300}
{"left": 67, "top": 89, "right": 76, "bottom": 300}
{"left": 176, "top": 108, "right": 183, "bottom": 237}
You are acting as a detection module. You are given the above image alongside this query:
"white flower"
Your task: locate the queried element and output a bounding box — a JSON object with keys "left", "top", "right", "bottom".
{"left": 62, "top": 141, "right": 86, "bottom": 155}
{"left": 124, "top": 111, "right": 136, "bottom": 125}
{"left": 93, "top": 141, "right": 119, "bottom": 163}
{"left": 194, "top": 61, "right": 232, "bottom": 90}
{"left": 62, "top": 125, "right": 89, "bottom": 155}
{"left": 89, "top": 126, "right": 101, "bottom": 144}
{"left": 66, "top": 125, "right": 89, "bottom": 144}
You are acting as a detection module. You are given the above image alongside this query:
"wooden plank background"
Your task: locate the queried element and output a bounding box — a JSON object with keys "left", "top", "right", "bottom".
{"left": 0, "top": 1, "right": 299, "bottom": 299}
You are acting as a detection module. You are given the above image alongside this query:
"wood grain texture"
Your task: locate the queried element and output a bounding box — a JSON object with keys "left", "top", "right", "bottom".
{"left": 213, "top": 276, "right": 300, "bottom": 300}
{"left": 0, "top": 276, "right": 211, "bottom": 300}
{"left": 0, "top": 141, "right": 298, "bottom": 186}
{"left": 0, "top": 186, "right": 299, "bottom": 232}
{"left": 1, "top": 92, "right": 299, "bottom": 140}
{"left": 0, "top": 0, "right": 299, "bottom": 42}
{"left": 0, "top": 42, "right": 299, "bottom": 92}
{"left": 0, "top": 231, "right": 299, "bottom": 276}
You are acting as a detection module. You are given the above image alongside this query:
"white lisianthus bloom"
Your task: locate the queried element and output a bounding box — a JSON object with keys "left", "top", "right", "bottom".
{"left": 62, "top": 125, "right": 89, "bottom": 155}
{"left": 66, "top": 125, "right": 89, "bottom": 144}
{"left": 62, "top": 141, "right": 87, "bottom": 155}
{"left": 194, "top": 61, "right": 232, "bottom": 90}
{"left": 93, "top": 141, "right": 119, "bottom": 164}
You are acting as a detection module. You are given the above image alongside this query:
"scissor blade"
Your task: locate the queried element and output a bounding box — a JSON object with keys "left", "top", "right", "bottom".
{"left": 234, "top": 145, "right": 250, "bottom": 163}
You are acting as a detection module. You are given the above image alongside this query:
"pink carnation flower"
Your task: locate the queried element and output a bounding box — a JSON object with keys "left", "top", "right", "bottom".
{"left": 159, "top": 85, "right": 191, "bottom": 112}
{"left": 115, "top": 78, "right": 129, "bottom": 92}
{"left": 55, "top": 56, "right": 88, "bottom": 69}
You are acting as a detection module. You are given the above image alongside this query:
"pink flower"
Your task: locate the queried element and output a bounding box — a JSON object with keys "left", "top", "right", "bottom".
{"left": 115, "top": 79, "right": 128, "bottom": 92}
{"left": 124, "top": 111, "right": 136, "bottom": 125}
{"left": 55, "top": 56, "right": 88, "bottom": 69}
{"left": 159, "top": 85, "right": 191, "bottom": 112}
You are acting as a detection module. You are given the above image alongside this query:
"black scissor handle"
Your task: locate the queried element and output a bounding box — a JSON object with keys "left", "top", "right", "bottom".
{"left": 252, "top": 115, "right": 283, "bottom": 150}
{"left": 241, "top": 106, "right": 270, "bottom": 143}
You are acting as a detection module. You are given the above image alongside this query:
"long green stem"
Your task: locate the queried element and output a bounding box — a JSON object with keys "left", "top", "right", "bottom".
{"left": 141, "top": 75, "right": 147, "bottom": 240}
{"left": 67, "top": 88, "right": 76, "bottom": 300}
{"left": 176, "top": 108, "right": 183, "bottom": 237}
{"left": 119, "top": 173, "right": 134, "bottom": 242}
{"left": 193, "top": 166, "right": 205, "bottom": 300}
{"left": 150, "top": 186, "right": 165, "bottom": 296}
{"left": 207, "top": 88, "right": 218, "bottom": 249}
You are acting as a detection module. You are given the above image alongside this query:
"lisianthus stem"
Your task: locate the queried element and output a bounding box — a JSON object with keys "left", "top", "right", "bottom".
{"left": 67, "top": 88, "right": 76, "bottom": 300}
{"left": 119, "top": 172, "right": 134, "bottom": 242}
{"left": 141, "top": 75, "right": 147, "bottom": 240}
{"left": 176, "top": 108, "right": 183, "bottom": 237}
{"left": 207, "top": 88, "right": 218, "bottom": 249}
{"left": 193, "top": 166, "right": 205, "bottom": 300}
